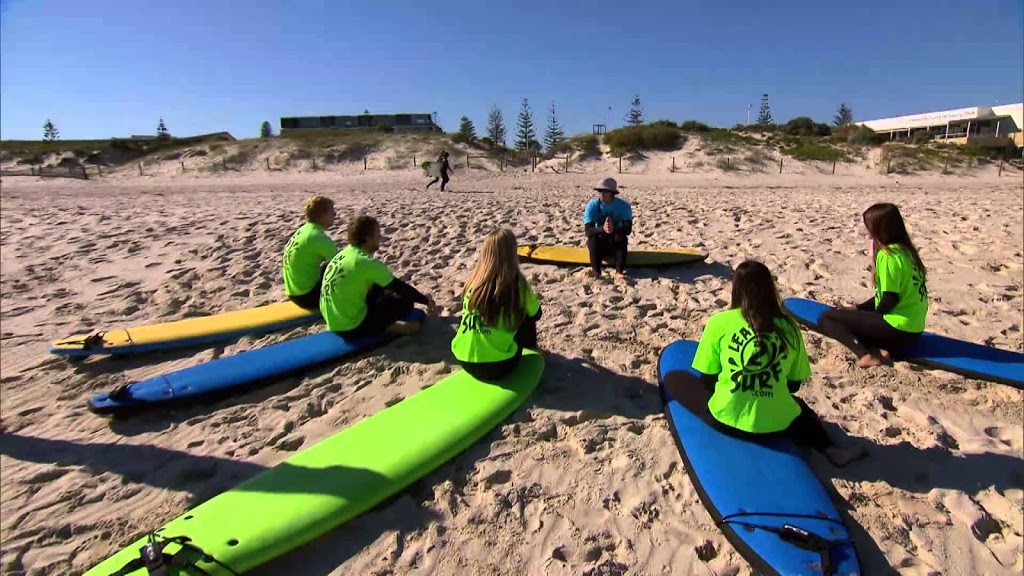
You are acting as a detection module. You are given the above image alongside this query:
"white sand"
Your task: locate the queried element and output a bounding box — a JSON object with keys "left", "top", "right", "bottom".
{"left": 1, "top": 166, "right": 1022, "bottom": 576}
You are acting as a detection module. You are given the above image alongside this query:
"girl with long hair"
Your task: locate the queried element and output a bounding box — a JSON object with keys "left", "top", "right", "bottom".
{"left": 818, "top": 203, "right": 929, "bottom": 367}
{"left": 664, "top": 260, "right": 866, "bottom": 467}
{"left": 451, "top": 228, "right": 542, "bottom": 381}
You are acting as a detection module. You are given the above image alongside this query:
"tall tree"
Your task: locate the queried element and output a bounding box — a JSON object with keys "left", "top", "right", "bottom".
{"left": 756, "top": 94, "right": 774, "bottom": 125}
{"left": 625, "top": 95, "right": 644, "bottom": 125}
{"left": 431, "top": 111, "right": 442, "bottom": 132}
{"left": 260, "top": 121, "right": 274, "bottom": 138}
{"left": 457, "top": 116, "right": 477, "bottom": 141}
{"left": 156, "top": 117, "right": 170, "bottom": 138}
{"left": 543, "top": 101, "right": 566, "bottom": 151}
{"left": 42, "top": 118, "right": 59, "bottom": 141}
{"left": 514, "top": 98, "right": 536, "bottom": 151}
{"left": 834, "top": 103, "right": 854, "bottom": 127}
{"left": 486, "top": 105, "right": 507, "bottom": 147}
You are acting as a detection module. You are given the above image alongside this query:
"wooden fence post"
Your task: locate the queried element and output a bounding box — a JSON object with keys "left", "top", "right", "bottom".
{"left": 413, "top": 154, "right": 416, "bottom": 168}
{"left": 266, "top": 157, "right": 270, "bottom": 171}
{"left": 619, "top": 156, "right": 623, "bottom": 174}
{"left": 466, "top": 154, "right": 470, "bottom": 169}
{"left": 672, "top": 156, "right": 676, "bottom": 172}
{"left": 312, "top": 157, "right": 317, "bottom": 170}
{"left": 565, "top": 154, "right": 570, "bottom": 173}
{"left": 180, "top": 161, "right": 185, "bottom": 172}
{"left": 82, "top": 166, "right": 88, "bottom": 180}
{"left": 998, "top": 158, "right": 1004, "bottom": 176}
{"left": 778, "top": 157, "right": 783, "bottom": 174}
{"left": 363, "top": 157, "right": 367, "bottom": 170}
{"left": 138, "top": 162, "right": 143, "bottom": 176}
{"left": 943, "top": 154, "right": 949, "bottom": 174}
{"left": 832, "top": 160, "right": 836, "bottom": 175}
{"left": 886, "top": 157, "right": 892, "bottom": 174}
{"left": 97, "top": 165, "right": 102, "bottom": 177}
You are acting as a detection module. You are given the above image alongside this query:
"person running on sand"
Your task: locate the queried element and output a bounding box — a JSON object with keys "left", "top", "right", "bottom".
{"left": 665, "top": 260, "right": 867, "bottom": 467}
{"left": 583, "top": 177, "right": 632, "bottom": 278}
{"left": 282, "top": 195, "right": 339, "bottom": 311}
{"left": 320, "top": 215, "right": 436, "bottom": 338}
{"left": 426, "top": 150, "right": 452, "bottom": 192}
{"left": 451, "top": 228, "right": 542, "bottom": 381}
{"left": 817, "top": 203, "right": 929, "bottom": 368}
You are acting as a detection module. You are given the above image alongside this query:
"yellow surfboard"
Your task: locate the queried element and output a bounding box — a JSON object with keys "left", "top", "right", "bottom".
{"left": 517, "top": 244, "right": 706, "bottom": 267}
{"left": 49, "top": 301, "right": 320, "bottom": 358}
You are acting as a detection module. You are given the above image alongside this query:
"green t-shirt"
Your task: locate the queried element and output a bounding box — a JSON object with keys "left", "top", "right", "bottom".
{"left": 319, "top": 245, "right": 395, "bottom": 332}
{"left": 874, "top": 244, "right": 928, "bottom": 333}
{"left": 691, "top": 308, "right": 811, "bottom": 434}
{"left": 450, "top": 278, "right": 540, "bottom": 363}
{"left": 282, "top": 222, "right": 339, "bottom": 296}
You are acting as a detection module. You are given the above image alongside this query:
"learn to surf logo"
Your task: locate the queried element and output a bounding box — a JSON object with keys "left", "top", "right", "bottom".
{"left": 725, "top": 327, "right": 787, "bottom": 396}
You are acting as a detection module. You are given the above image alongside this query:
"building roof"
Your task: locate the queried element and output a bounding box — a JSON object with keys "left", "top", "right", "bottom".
{"left": 859, "top": 103, "right": 1023, "bottom": 133}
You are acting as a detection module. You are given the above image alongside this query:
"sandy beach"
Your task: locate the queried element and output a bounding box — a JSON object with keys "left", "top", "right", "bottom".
{"left": 1, "top": 167, "right": 1021, "bottom": 576}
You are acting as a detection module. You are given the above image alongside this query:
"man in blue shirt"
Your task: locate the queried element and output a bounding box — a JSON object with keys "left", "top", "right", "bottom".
{"left": 583, "top": 177, "right": 633, "bottom": 278}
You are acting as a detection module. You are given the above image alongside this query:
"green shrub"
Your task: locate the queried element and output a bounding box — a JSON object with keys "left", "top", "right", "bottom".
{"left": 715, "top": 157, "right": 737, "bottom": 171}
{"left": 784, "top": 144, "right": 842, "bottom": 162}
{"left": 604, "top": 124, "right": 682, "bottom": 155}
{"left": 679, "top": 120, "right": 712, "bottom": 132}
{"left": 780, "top": 117, "right": 832, "bottom": 137}
{"left": 375, "top": 124, "right": 394, "bottom": 133}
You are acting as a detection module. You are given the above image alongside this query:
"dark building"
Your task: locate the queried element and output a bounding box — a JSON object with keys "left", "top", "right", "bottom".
{"left": 280, "top": 112, "right": 441, "bottom": 133}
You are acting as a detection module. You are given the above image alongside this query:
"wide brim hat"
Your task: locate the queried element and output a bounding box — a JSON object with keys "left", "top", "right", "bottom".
{"left": 594, "top": 177, "right": 619, "bottom": 195}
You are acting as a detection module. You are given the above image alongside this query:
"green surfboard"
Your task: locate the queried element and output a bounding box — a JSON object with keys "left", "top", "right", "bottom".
{"left": 84, "top": 350, "right": 545, "bottom": 575}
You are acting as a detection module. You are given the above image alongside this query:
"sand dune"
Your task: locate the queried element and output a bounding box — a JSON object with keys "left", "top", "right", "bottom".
{"left": 0, "top": 169, "right": 1021, "bottom": 575}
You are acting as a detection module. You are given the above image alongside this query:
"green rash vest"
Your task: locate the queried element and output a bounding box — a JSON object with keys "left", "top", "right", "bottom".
{"left": 282, "top": 222, "right": 339, "bottom": 296}
{"left": 319, "top": 245, "right": 395, "bottom": 332}
{"left": 874, "top": 244, "right": 928, "bottom": 333}
{"left": 691, "top": 308, "right": 811, "bottom": 434}
{"left": 451, "top": 278, "right": 540, "bottom": 364}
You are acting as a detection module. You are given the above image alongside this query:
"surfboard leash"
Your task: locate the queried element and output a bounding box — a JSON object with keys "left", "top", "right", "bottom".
{"left": 105, "top": 532, "right": 240, "bottom": 576}
{"left": 717, "top": 512, "right": 850, "bottom": 576}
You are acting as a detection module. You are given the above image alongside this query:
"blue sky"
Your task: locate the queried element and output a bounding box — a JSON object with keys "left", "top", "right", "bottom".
{"left": 1, "top": 0, "right": 1022, "bottom": 141}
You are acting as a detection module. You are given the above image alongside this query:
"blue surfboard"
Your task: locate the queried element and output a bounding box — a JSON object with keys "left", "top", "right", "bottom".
{"left": 88, "top": 309, "right": 426, "bottom": 414}
{"left": 658, "top": 340, "right": 861, "bottom": 576}
{"left": 783, "top": 297, "right": 1024, "bottom": 390}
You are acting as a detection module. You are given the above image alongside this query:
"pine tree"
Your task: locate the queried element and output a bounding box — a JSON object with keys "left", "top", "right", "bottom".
{"left": 543, "top": 101, "right": 566, "bottom": 151}
{"left": 834, "top": 103, "right": 854, "bottom": 127}
{"left": 42, "top": 118, "right": 59, "bottom": 141}
{"left": 625, "top": 95, "right": 644, "bottom": 125}
{"left": 457, "top": 116, "right": 476, "bottom": 141}
{"left": 486, "top": 105, "right": 507, "bottom": 147}
{"left": 756, "top": 94, "right": 773, "bottom": 126}
{"left": 260, "top": 121, "right": 274, "bottom": 138}
{"left": 514, "top": 98, "right": 536, "bottom": 152}
{"left": 156, "top": 117, "right": 170, "bottom": 138}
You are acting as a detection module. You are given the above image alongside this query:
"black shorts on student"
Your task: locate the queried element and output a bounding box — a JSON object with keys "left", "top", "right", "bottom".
{"left": 334, "top": 285, "right": 415, "bottom": 340}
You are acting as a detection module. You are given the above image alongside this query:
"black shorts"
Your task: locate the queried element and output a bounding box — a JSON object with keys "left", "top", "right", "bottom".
{"left": 334, "top": 285, "right": 414, "bottom": 340}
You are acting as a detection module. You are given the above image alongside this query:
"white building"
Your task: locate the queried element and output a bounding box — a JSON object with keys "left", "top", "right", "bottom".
{"left": 858, "top": 103, "right": 1023, "bottom": 147}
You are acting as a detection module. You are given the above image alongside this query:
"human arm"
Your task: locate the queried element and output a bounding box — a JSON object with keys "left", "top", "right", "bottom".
{"left": 691, "top": 318, "right": 722, "bottom": 392}
{"left": 385, "top": 277, "right": 430, "bottom": 305}
{"left": 786, "top": 324, "right": 812, "bottom": 395}
{"left": 871, "top": 250, "right": 903, "bottom": 315}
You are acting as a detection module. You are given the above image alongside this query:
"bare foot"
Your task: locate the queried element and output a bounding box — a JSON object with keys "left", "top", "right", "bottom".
{"left": 386, "top": 320, "right": 422, "bottom": 336}
{"left": 879, "top": 349, "right": 892, "bottom": 363}
{"left": 856, "top": 353, "right": 883, "bottom": 368}
{"left": 824, "top": 445, "right": 868, "bottom": 468}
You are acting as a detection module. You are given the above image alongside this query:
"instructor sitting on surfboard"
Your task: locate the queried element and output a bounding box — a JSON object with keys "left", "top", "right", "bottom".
{"left": 282, "top": 195, "right": 339, "bottom": 311}
{"left": 583, "top": 177, "right": 632, "bottom": 278}
{"left": 451, "top": 228, "right": 542, "bottom": 381}
{"left": 668, "top": 260, "right": 866, "bottom": 467}
{"left": 816, "top": 203, "right": 929, "bottom": 368}
{"left": 320, "top": 215, "right": 436, "bottom": 337}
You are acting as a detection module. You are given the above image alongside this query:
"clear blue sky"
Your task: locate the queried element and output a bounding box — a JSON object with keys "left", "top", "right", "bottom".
{"left": 2, "top": 0, "right": 1022, "bottom": 141}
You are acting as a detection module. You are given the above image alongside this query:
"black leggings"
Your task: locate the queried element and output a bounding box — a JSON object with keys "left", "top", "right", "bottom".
{"left": 663, "top": 370, "right": 832, "bottom": 453}
{"left": 334, "top": 285, "right": 414, "bottom": 340}
{"left": 587, "top": 233, "right": 628, "bottom": 274}
{"left": 460, "top": 316, "right": 539, "bottom": 382}
{"left": 287, "top": 263, "right": 329, "bottom": 311}
{"left": 427, "top": 174, "right": 449, "bottom": 191}
{"left": 818, "top": 308, "right": 920, "bottom": 359}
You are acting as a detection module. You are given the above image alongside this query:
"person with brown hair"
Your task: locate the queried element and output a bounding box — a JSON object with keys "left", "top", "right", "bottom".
{"left": 450, "top": 228, "right": 542, "bottom": 381}
{"left": 320, "top": 215, "right": 436, "bottom": 338}
{"left": 817, "top": 203, "right": 929, "bottom": 368}
{"left": 666, "top": 259, "right": 866, "bottom": 467}
{"left": 282, "top": 195, "right": 339, "bottom": 310}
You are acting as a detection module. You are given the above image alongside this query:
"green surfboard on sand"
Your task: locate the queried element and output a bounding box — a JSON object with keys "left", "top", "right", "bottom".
{"left": 84, "top": 350, "right": 545, "bottom": 575}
